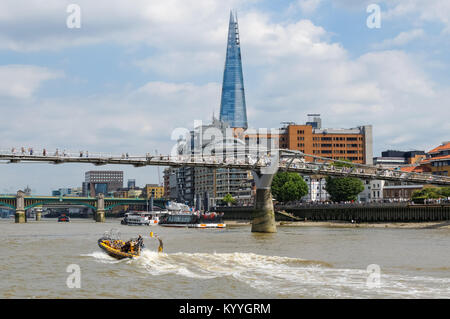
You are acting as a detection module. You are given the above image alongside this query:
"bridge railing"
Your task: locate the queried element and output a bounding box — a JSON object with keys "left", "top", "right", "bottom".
{"left": 1, "top": 147, "right": 450, "bottom": 185}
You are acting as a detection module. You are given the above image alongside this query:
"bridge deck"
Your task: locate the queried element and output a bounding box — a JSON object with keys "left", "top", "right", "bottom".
{"left": 0, "top": 151, "right": 449, "bottom": 185}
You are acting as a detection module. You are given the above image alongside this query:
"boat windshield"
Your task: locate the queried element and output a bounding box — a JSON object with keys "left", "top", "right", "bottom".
{"left": 103, "top": 228, "right": 121, "bottom": 241}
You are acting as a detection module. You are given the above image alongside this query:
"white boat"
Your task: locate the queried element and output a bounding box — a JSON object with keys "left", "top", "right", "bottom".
{"left": 121, "top": 211, "right": 165, "bottom": 226}
{"left": 165, "top": 202, "right": 192, "bottom": 213}
{"left": 158, "top": 212, "right": 226, "bottom": 229}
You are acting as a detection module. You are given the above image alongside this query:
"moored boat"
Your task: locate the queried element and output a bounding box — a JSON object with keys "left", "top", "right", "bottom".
{"left": 158, "top": 212, "right": 226, "bottom": 229}
{"left": 58, "top": 214, "right": 70, "bottom": 222}
{"left": 120, "top": 211, "right": 164, "bottom": 226}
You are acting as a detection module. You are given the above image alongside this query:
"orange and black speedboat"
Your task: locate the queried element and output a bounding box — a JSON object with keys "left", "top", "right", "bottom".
{"left": 98, "top": 231, "right": 144, "bottom": 259}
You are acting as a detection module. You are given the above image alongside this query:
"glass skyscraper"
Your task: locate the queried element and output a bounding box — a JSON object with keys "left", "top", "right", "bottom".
{"left": 219, "top": 11, "right": 248, "bottom": 129}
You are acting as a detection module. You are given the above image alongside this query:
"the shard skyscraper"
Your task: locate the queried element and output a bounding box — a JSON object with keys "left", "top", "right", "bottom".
{"left": 219, "top": 11, "right": 248, "bottom": 129}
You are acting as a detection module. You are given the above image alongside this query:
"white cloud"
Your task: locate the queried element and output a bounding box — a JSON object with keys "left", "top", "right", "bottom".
{"left": 372, "top": 29, "right": 425, "bottom": 49}
{"left": 0, "top": 0, "right": 245, "bottom": 52}
{"left": 383, "top": 0, "right": 450, "bottom": 32}
{"left": 0, "top": 80, "right": 220, "bottom": 152}
{"left": 297, "top": 0, "right": 322, "bottom": 14}
{"left": 0, "top": 65, "right": 62, "bottom": 98}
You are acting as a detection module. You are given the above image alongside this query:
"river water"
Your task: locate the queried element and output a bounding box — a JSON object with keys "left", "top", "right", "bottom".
{"left": 0, "top": 218, "right": 449, "bottom": 299}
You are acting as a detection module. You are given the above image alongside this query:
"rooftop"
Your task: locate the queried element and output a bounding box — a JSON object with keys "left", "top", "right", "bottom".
{"left": 429, "top": 142, "right": 450, "bottom": 154}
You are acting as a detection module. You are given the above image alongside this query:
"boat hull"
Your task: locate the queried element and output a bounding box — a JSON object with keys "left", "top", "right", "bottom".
{"left": 97, "top": 238, "right": 140, "bottom": 259}
{"left": 159, "top": 223, "right": 226, "bottom": 229}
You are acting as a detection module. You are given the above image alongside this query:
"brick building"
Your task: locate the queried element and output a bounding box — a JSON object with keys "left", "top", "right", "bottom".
{"left": 279, "top": 114, "right": 373, "bottom": 164}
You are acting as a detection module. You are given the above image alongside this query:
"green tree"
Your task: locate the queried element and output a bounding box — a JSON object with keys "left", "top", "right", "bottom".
{"left": 222, "top": 193, "right": 236, "bottom": 206}
{"left": 271, "top": 172, "right": 308, "bottom": 203}
{"left": 325, "top": 176, "right": 364, "bottom": 202}
{"left": 412, "top": 187, "right": 447, "bottom": 202}
{"left": 440, "top": 187, "right": 450, "bottom": 198}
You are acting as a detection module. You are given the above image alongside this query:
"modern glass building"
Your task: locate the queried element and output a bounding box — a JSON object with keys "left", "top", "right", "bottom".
{"left": 219, "top": 11, "right": 248, "bottom": 129}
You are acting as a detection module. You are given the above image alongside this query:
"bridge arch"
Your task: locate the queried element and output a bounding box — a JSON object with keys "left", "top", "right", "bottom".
{"left": 0, "top": 201, "right": 16, "bottom": 210}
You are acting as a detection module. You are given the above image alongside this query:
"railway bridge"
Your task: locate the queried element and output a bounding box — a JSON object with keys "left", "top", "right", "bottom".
{"left": 0, "top": 193, "right": 166, "bottom": 223}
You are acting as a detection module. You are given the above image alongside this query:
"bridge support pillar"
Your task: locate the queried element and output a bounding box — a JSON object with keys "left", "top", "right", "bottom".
{"left": 96, "top": 194, "right": 105, "bottom": 222}
{"left": 251, "top": 170, "right": 277, "bottom": 233}
{"left": 15, "top": 190, "right": 26, "bottom": 223}
{"left": 95, "top": 210, "right": 105, "bottom": 222}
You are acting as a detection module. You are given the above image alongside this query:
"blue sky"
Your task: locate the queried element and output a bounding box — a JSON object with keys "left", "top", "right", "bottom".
{"left": 0, "top": 0, "right": 449, "bottom": 194}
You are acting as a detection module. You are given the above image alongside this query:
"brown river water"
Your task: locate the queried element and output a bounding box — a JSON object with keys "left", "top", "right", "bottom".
{"left": 0, "top": 218, "right": 449, "bottom": 298}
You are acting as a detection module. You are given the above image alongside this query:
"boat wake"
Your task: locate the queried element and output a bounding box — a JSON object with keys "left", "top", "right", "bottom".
{"left": 84, "top": 250, "right": 450, "bottom": 298}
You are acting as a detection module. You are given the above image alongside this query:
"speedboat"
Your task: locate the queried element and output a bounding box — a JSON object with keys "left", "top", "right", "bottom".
{"left": 120, "top": 211, "right": 164, "bottom": 226}
{"left": 158, "top": 212, "right": 226, "bottom": 228}
{"left": 98, "top": 230, "right": 144, "bottom": 259}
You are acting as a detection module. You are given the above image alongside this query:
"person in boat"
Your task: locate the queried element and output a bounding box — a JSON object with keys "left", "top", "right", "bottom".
{"left": 121, "top": 240, "right": 132, "bottom": 252}
{"left": 136, "top": 235, "right": 144, "bottom": 251}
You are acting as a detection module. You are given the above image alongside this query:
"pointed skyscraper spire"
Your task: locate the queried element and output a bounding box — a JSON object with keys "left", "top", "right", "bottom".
{"left": 219, "top": 10, "right": 248, "bottom": 129}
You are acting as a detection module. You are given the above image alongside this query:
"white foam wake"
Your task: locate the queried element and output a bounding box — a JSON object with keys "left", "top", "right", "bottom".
{"left": 85, "top": 249, "right": 450, "bottom": 298}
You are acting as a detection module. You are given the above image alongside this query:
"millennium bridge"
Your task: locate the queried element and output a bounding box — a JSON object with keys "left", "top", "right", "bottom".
{"left": 1, "top": 148, "right": 449, "bottom": 232}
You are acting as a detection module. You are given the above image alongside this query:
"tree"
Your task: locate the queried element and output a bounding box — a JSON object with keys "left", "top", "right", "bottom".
{"left": 412, "top": 187, "right": 448, "bottom": 202}
{"left": 325, "top": 176, "right": 364, "bottom": 202}
{"left": 440, "top": 187, "right": 450, "bottom": 198}
{"left": 222, "top": 193, "right": 236, "bottom": 206}
{"left": 271, "top": 172, "right": 308, "bottom": 203}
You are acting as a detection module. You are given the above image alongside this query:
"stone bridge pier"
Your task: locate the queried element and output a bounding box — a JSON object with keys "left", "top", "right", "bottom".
{"left": 95, "top": 194, "right": 105, "bottom": 222}
{"left": 15, "top": 190, "right": 26, "bottom": 223}
{"left": 250, "top": 155, "right": 279, "bottom": 233}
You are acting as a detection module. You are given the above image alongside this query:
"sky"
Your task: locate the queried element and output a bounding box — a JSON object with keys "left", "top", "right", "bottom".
{"left": 0, "top": 0, "right": 449, "bottom": 195}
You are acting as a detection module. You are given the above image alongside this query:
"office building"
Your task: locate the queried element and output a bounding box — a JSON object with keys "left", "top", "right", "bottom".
{"left": 373, "top": 150, "right": 426, "bottom": 168}
{"left": 127, "top": 179, "right": 136, "bottom": 189}
{"left": 425, "top": 141, "right": 450, "bottom": 177}
{"left": 219, "top": 10, "right": 248, "bottom": 129}
{"left": 144, "top": 184, "right": 165, "bottom": 199}
{"left": 279, "top": 114, "right": 372, "bottom": 165}
{"left": 52, "top": 187, "right": 82, "bottom": 197}
{"left": 83, "top": 170, "right": 123, "bottom": 197}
